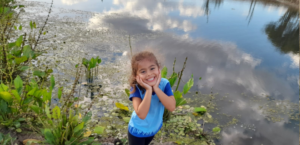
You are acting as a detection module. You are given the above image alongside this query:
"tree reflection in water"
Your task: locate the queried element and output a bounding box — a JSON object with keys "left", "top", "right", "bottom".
{"left": 203, "top": 0, "right": 223, "bottom": 22}
{"left": 265, "top": 8, "right": 299, "bottom": 54}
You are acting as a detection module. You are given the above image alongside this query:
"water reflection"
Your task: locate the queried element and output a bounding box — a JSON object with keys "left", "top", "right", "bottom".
{"left": 203, "top": 0, "right": 224, "bottom": 22}
{"left": 132, "top": 34, "right": 298, "bottom": 145}
{"left": 61, "top": 0, "right": 87, "bottom": 5}
{"left": 85, "top": 0, "right": 299, "bottom": 144}
{"left": 265, "top": 8, "right": 299, "bottom": 54}
{"left": 247, "top": 0, "right": 257, "bottom": 25}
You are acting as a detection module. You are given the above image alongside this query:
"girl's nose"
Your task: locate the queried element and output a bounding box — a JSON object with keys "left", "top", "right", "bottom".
{"left": 146, "top": 72, "right": 151, "bottom": 77}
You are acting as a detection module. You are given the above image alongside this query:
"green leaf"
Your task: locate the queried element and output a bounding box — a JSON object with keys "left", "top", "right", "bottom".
{"left": 3, "top": 7, "right": 10, "bottom": 13}
{"left": 50, "top": 75, "right": 55, "bottom": 90}
{"left": 175, "top": 98, "right": 187, "bottom": 107}
{"left": 52, "top": 106, "right": 61, "bottom": 119}
{"left": 29, "top": 79, "right": 38, "bottom": 88}
{"left": 33, "top": 22, "right": 36, "bottom": 29}
{"left": 27, "top": 87, "right": 37, "bottom": 96}
{"left": 43, "top": 31, "right": 46, "bottom": 35}
{"left": 212, "top": 127, "right": 221, "bottom": 133}
{"left": 115, "top": 102, "right": 129, "bottom": 111}
{"left": 194, "top": 107, "right": 206, "bottom": 114}
{"left": 89, "top": 57, "right": 96, "bottom": 69}
{"left": 33, "top": 70, "right": 45, "bottom": 77}
{"left": 123, "top": 117, "right": 130, "bottom": 123}
{"left": 80, "top": 137, "right": 94, "bottom": 144}
{"left": 30, "top": 21, "right": 33, "bottom": 29}
{"left": 14, "top": 75, "right": 23, "bottom": 95}
{"left": 58, "top": 87, "right": 62, "bottom": 100}
{"left": 0, "top": 83, "right": 9, "bottom": 92}
{"left": 23, "top": 97, "right": 33, "bottom": 105}
{"left": 161, "top": 66, "right": 167, "bottom": 78}
{"left": 14, "top": 121, "right": 21, "bottom": 128}
{"left": 93, "top": 126, "right": 105, "bottom": 134}
{"left": 125, "top": 89, "right": 130, "bottom": 97}
{"left": 42, "top": 90, "right": 51, "bottom": 102}
{"left": 82, "top": 58, "right": 89, "bottom": 67}
{"left": 183, "top": 74, "right": 194, "bottom": 94}
{"left": 30, "top": 105, "right": 41, "bottom": 114}
{"left": 19, "top": 25, "right": 22, "bottom": 30}
{"left": 11, "top": 90, "right": 21, "bottom": 102}
{"left": 45, "top": 105, "right": 51, "bottom": 119}
{"left": 19, "top": 66, "right": 29, "bottom": 71}
{"left": 18, "top": 118, "right": 25, "bottom": 122}
{"left": 46, "top": 69, "right": 53, "bottom": 74}
{"left": 16, "top": 128, "right": 22, "bottom": 132}
{"left": 15, "top": 35, "right": 23, "bottom": 47}
{"left": 14, "top": 26, "right": 17, "bottom": 30}
{"left": 82, "top": 112, "right": 92, "bottom": 123}
{"left": 0, "top": 92, "right": 12, "bottom": 103}
{"left": 75, "top": 64, "right": 79, "bottom": 68}
{"left": 168, "top": 72, "right": 177, "bottom": 87}
{"left": 43, "top": 129, "right": 55, "bottom": 144}
{"left": 23, "top": 45, "right": 34, "bottom": 59}
{"left": 73, "top": 122, "right": 84, "bottom": 133}
{"left": 8, "top": 42, "right": 15, "bottom": 49}
{"left": 0, "top": 99, "right": 8, "bottom": 113}
{"left": 173, "top": 91, "right": 182, "bottom": 100}
{"left": 97, "top": 58, "right": 102, "bottom": 64}
{"left": 15, "top": 56, "right": 27, "bottom": 65}
{"left": 199, "top": 77, "right": 202, "bottom": 80}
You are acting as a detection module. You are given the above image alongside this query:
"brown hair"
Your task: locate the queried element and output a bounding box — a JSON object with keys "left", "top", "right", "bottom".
{"left": 129, "top": 50, "right": 161, "bottom": 94}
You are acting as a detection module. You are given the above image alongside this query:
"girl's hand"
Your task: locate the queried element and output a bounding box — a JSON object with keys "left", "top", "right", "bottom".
{"left": 136, "top": 76, "right": 152, "bottom": 91}
{"left": 153, "top": 71, "right": 161, "bottom": 90}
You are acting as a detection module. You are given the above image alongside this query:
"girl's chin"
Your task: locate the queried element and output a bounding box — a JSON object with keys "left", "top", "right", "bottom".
{"left": 145, "top": 82, "right": 155, "bottom": 87}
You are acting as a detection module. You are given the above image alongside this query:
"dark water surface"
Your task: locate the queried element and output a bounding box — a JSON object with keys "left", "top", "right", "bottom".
{"left": 24, "top": 0, "right": 299, "bottom": 144}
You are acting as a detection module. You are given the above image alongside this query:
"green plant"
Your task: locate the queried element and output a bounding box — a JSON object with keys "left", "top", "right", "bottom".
{"left": 0, "top": 0, "right": 53, "bottom": 83}
{"left": 0, "top": 132, "right": 16, "bottom": 145}
{"left": 0, "top": 75, "right": 42, "bottom": 132}
{"left": 161, "top": 57, "right": 195, "bottom": 122}
{"left": 36, "top": 62, "right": 105, "bottom": 145}
{"left": 81, "top": 57, "right": 102, "bottom": 83}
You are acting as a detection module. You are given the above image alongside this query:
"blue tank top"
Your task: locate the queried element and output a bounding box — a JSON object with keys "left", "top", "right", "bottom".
{"left": 128, "top": 78, "right": 169, "bottom": 137}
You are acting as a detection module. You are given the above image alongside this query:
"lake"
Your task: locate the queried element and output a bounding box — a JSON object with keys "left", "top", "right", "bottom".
{"left": 22, "top": 0, "right": 299, "bottom": 144}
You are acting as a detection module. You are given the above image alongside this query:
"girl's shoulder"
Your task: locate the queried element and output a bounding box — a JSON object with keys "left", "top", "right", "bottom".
{"left": 160, "top": 78, "right": 169, "bottom": 83}
{"left": 159, "top": 78, "right": 169, "bottom": 87}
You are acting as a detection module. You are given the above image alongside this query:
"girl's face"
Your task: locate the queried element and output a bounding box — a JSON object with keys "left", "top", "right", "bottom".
{"left": 136, "top": 59, "right": 160, "bottom": 87}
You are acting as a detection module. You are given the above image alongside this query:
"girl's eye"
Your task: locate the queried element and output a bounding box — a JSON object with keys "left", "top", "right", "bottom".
{"left": 141, "top": 71, "right": 145, "bottom": 73}
{"left": 151, "top": 68, "right": 155, "bottom": 70}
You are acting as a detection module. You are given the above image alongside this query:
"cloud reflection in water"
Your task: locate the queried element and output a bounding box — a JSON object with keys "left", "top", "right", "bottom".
{"left": 84, "top": 0, "right": 298, "bottom": 144}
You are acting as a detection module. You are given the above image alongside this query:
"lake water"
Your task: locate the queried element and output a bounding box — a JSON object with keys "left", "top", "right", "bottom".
{"left": 22, "top": 0, "right": 299, "bottom": 144}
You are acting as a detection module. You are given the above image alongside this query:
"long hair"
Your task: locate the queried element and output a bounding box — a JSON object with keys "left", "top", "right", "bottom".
{"left": 129, "top": 50, "right": 161, "bottom": 94}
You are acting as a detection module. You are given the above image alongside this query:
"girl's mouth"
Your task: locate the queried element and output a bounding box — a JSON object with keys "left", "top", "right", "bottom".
{"left": 146, "top": 77, "right": 155, "bottom": 82}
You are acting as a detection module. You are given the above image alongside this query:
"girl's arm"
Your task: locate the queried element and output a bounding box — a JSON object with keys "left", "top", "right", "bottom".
{"left": 132, "top": 76, "right": 153, "bottom": 120}
{"left": 153, "top": 71, "right": 176, "bottom": 112}
{"left": 153, "top": 87, "right": 176, "bottom": 112}
{"left": 132, "top": 88, "right": 152, "bottom": 120}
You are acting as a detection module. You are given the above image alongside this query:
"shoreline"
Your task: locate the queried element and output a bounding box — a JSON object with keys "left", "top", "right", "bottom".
{"left": 274, "top": 0, "right": 299, "bottom": 9}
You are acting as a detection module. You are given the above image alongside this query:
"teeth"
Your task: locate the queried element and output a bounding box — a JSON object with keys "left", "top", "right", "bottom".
{"left": 147, "top": 78, "right": 154, "bottom": 81}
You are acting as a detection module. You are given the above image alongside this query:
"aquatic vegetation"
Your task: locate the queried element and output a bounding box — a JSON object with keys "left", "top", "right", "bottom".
{"left": 0, "top": 0, "right": 53, "bottom": 83}
{"left": 0, "top": 132, "right": 16, "bottom": 145}
{"left": 161, "top": 57, "right": 194, "bottom": 122}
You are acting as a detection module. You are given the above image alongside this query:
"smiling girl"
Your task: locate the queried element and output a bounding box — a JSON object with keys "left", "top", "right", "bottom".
{"left": 127, "top": 51, "right": 176, "bottom": 145}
